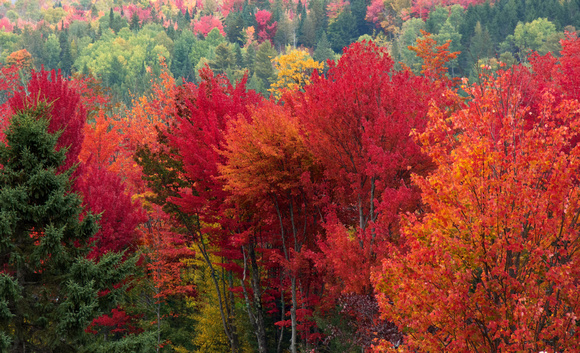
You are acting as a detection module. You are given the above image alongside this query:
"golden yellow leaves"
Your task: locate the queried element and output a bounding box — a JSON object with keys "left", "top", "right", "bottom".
{"left": 269, "top": 48, "right": 324, "bottom": 100}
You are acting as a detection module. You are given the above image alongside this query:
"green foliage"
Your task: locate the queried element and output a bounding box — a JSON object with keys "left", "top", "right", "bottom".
{"left": 225, "top": 11, "right": 245, "bottom": 46}
{"left": 396, "top": 18, "right": 425, "bottom": 72}
{"left": 84, "top": 332, "right": 158, "bottom": 353}
{"left": 74, "top": 25, "right": 171, "bottom": 104}
{"left": 0, "top": 107, "right": 130, "bottom": 351}
{"left": 513, "top": 18, "right": 560, "bottom": 56}
{"left": 436, "top": 20, "right": 462, "bottom": 75}
{"left": 314, "top": 31, "right": 335, "bottom": 66}
{"left": 426, "top": 6, "right": 447, "bottom": 35}
{"left": 469, "top": 21, "right": 493, "bottom": 65}
{"left": 327, "top": 8, "right": 357, "bottom": 53}
{"left": 171, "top": 29, "right": 196, "bottom": 80}
{"left": 254, "top": 40, "right": 276, "bottom": 91}
{"left": 211, "top": 42, "right": 235, "bottom": 74}
{"left": 59, "top": 30, "right": 73, "bottom": 76}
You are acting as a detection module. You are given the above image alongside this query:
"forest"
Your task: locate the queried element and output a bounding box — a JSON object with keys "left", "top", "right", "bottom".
{"left": 1, "top": 0, "right": 580, "bottom": 352}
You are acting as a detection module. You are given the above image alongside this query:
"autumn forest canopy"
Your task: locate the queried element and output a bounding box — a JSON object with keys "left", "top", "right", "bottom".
{"left": 1, "top": 0, "right": 580, "bottom": 352}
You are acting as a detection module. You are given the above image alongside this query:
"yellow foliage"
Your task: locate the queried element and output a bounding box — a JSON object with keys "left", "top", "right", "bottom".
{"left": 175, "top": 246, "right": 252, "bottom": 353}
{"left": 269, "top": 47, "right": 324, "bottom": 100}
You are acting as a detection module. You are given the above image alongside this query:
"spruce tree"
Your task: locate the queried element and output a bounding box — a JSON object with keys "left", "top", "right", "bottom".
{"left": 58, "top": 30, "right": 73, "bottom": 76}
{"left": 314, "top": 31, "right": 335, "bottom": 66}
{"left": 130, "top": 11, "right": 140, "bottom": 31}
{"left": 254, "top": 40, "right": 276, "bottom": 89}
{"left": 0, "top": 106, "right": 134, "bottom": 351}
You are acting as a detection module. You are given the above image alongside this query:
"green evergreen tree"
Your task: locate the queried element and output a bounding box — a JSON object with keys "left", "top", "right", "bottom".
{"left": 254, "top": 40, "right": 276, "bottom": 89}
{"left": 234, "top": 43, "right": 243, "bottom": 67}
{"left": 350, "top": 0, "right": 370, "bottom": 36}
{"left": 130, "top": 11, "right": 140, "bottom": 31}
{"left": 469, "top": 21, "right": 493, "bottom": 66}
{"left": 314, "top": 31, "right": 334, "bottom": 66}
{"left": 298, "top": 12, "right": 316, "bottom": 47}
{"left": 225, "top": 11, "right": 244, "bottom": 45}
{"left": 327, "top": 8, "right": 357, "bottom": 53}
{"left": 109, "top": 7, "right": 114, "bottom": 29}
{"left": 247, "top": 72, "right": 266, "bottom": 96}
{"left": 59, "top": 30, "right": 73, "bottom": 76}
{"left": 243, "top": 43, "right": 257, "bottom": 75}
{"left": 107, "top": 55, "right": 125, "bottom": 87}
{"left": 171, "top": 29, "right": 196, "bottom": 80}
{"left": 90, "top": 4, "right": 98, "bottom": 18}
{"left": 241, "top": 0, "right": 257, "bottom": 29}
{"left": 0, "top": 106, "right": 132, "bottom": 352}
{"left": 211, "top": 42, "right": 235, "bottom": 74}
{"left": 149, "top": 7, "right": 158, "bottom": 24}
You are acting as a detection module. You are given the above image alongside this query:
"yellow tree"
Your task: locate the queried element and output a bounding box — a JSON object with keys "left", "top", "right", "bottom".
{"left": 269, "top": 48, "right": 323, "bottom": 99}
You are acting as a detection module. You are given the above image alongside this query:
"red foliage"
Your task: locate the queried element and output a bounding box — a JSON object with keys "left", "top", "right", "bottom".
{"left": 0, "top": 18, "right": 13, "bottom": 32}
{"left": 168, "top": 67, "right": 262, "bottom": 228}
{"left": 86, "top": 306, "right": 143, "bottom": 336}
{"left": 121, "top": 4, "right": 152, "bottom": 23}
{"left": 0, "top": 64, "right": 22, "bottom": 143}
{"left": 70, "top": 73, "right": 111, "bottom": 118}
{"left": 255, "top": 9, "right": 277, "bottom": 43}
{"left": 544, "top": 32, "right": 580, "bottom": 101}
{"left": 9, "top": 69, "right": 86, "bottom": 173}
{"left": 193, "top": 15, "right": 225, "bottom": 37}
{"left": 290, "top": 41, "right": 439, "bottom": 296}
{"left": 142, "top": 219, "right": 196, "bottom": 299}
{"left": 76, "top": 162, "right": 146, "bottom": 260}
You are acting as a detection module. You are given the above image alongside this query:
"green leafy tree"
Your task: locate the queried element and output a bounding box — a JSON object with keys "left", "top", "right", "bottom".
{"left": 45, "top": 34, "right": 61, "bottom": 71}
{"left": 0, "top": 106, "right": 131, "bottom": 352}
{"left": 436, "top": 19, "right": 462, "bottom": 75}
{"left": 396, "top": 18, "right": 426, "bottom": 72}
{"left": 513, "top": 18, "right": 559, "bottom": 57}
{"left": 426, "top": 6, "right": 447, "bottom": 34}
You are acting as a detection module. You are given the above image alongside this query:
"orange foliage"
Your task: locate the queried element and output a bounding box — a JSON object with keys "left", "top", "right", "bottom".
{"left": 6, "top": 49, "right": 33, "bottom": 70}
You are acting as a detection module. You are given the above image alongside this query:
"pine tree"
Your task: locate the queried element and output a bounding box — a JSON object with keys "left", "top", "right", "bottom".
{"left": 0, "top": 106, "right": 132, "bottom": 351}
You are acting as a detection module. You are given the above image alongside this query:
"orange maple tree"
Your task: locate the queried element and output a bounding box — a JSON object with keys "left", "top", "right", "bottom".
{"left": 374, "top": 67, "right": 580, "bottom": 352}
{"left": 220, "top": 101, "right": 323, "bottom": 351}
